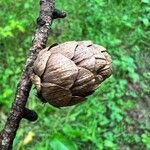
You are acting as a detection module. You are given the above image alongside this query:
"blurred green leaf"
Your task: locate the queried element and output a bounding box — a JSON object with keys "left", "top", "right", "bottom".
{"left": 141, "top": 0, "right": 150, "bottom": 4}
{"left": 142, "top": 134, "right": 150, "bottom": 148}
{"left": 50, "top": 134, "right": 77, "bottom": 150}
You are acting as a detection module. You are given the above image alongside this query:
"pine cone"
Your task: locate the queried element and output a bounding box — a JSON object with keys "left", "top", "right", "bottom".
{"left": 32, "top": 41, "right": 112, "bottom": 107}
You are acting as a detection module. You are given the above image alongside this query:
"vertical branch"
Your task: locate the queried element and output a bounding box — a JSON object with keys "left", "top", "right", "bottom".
{"left": 0, "top": 0, "right": 54, "bottom": 149}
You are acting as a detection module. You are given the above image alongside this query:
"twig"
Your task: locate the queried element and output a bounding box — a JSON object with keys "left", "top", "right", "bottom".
{"left": 0, "top": 0, "right": 66, "bottom": 149}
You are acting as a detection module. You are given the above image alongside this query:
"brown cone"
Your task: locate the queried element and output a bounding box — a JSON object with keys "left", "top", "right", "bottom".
{"left": 33, "top": 41, "right": 112, "bottom": 107}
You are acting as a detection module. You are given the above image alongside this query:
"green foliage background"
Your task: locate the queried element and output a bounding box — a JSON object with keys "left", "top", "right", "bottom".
{"left": 0, "top": 0, "right": 150, "bottom": 149}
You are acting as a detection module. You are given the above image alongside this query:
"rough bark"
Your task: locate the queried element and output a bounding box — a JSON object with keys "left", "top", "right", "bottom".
{"left": 0, "top": 0, "right": 66, "bottom": 149}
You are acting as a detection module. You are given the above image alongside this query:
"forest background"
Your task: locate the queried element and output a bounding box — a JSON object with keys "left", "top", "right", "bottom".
{"left": 0, "top": 0, "right": 150, "bottom": 149}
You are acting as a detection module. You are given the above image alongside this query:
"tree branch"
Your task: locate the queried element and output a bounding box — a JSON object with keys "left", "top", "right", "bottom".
{"left": 0, "top": 0, "right": 66, "bottom": 149}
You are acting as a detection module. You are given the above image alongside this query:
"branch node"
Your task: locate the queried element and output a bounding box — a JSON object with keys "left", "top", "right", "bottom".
{"left": 37, "top": 17, "right": 46, "bottom": 26}
{"left": 52, "top": 8, "right": 67, "bottom": 19}
{"left": 23, "top": 108, "right": 38, "bottom": 122}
